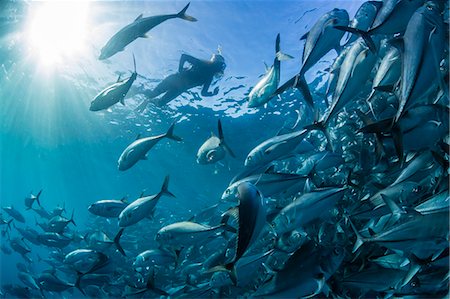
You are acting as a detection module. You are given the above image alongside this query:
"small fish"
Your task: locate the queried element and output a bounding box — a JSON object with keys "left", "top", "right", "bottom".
{"left": 133, "top": 249, "right": 178, "bottom": 272}
{"left": 18, "top": 272, "right": 39, "bottom": 290}
{"left": 64, "top": 249, "right": 109, "bottom": 274}
{"left": 90, "top": 55, "right": 137, "bottom": 111}
{"left": 248, "top": 34, "right": 293, "bottom": 108}
{"left": 88, "top": 198, "right": 128, "bottom": 218}
{"left": 24, "top": 190, "right": 42, "bottom": 210}
{"left": 118, "top": 176, "right": 175, "bottom": 227}
{"left": 2, "top": 206, "right": 25, "bottom": 223}
{"left": 245, "top": 129, "right": 308, "bottom": 170}
{"left": 46, "top": 211, "right": 76, "bottom": 233}
{"left": 118, "top": 122, "right": 182, "bottom": 171}
{"left": 155, "top": 221, "right": 234, "bottom": 248}
{"left": 196, "top": 119, "right": 236, "bottom": 164}
{"left": 37, "top": 233, "right": 72, "bottom": 248}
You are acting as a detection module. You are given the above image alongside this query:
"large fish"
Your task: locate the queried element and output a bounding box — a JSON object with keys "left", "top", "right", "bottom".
{"left": 222, "top": 170, "right": 308, "bottom": 202}
{"left": 271, "top": 187, "right": 346, "bottom": 235}
{"left": 118, "top": 122, "right": 182, "bottom": 171}
{"left": 325, "top": 45, "right": 350, "bottom": 99}
{"left": 248, "top": 34, "right": 292, "bottom": 108}
{"left": 210, "top": 182, "right": 266, "bottom": 284}
{"left": 99, "top": 3, "right": 197, "bottom": 60}
{"left": 360, "top": 104, "right": 449, "bottom": 159}
{"left": 244, "top": 129, "right": 308, "bottom": 170}
{"left": 90, "top": 55, "right": 137, "bottom": 111}
{"left": 395, "top": 1, "right": 445, "bottom": 122}
{"left": 344, "top": 1, "right": 382, "bottom": 45}
{"left": 276, "top": 8, "right": 349, "bottom": 116}
{"left": 351, "top": 212, "right": 449, "bottom": 259}
{"left": 196, "top": 119, "right": 235, "bottom": 164}
{"left": 367, "top": 45, "right": 401, "bottom": 107}
{"left": 254, "top": 241, "right": 344, "bottom": 297}
{"left": 335, "top": 0, "right": 426, "bottom": 52}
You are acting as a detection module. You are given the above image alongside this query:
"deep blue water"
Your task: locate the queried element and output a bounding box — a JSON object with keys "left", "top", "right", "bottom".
{"left": 0, "top": 0, "right": 448, "bottom": 298}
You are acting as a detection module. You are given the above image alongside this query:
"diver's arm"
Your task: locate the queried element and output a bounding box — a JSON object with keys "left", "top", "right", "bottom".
{"left": 201, "top": 78, "right": 219, "bottom": 97}
{"left": 178, "top": 54, "right": 203, "bottom": 72}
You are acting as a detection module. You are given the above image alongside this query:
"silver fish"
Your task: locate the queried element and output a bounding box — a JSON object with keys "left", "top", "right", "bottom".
{"left": 90, "top": 55, "right": 137, "bottom": 111}
{"left": 248, "top": 34, "right": 292, "bottom": 108}
{"left": 196, "top": 119, "right": 235, "bottom": 164}
{"left": 118, "top": 122, "right": 182, "bottom": 171}
{"left": 99, "top": 3, "right": 197, "bottom": 60}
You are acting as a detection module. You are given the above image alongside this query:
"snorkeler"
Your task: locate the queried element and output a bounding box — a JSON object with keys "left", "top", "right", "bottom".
{"left": 137, "top": 52, "right": 226, "bottom": 111}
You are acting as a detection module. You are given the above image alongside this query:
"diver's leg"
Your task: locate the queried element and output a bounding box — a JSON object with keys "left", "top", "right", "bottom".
{"left": 136, "top": 75, "right": 177, "bottom": 112}
{"left": 154, "top": 90, "right": 183, "bottom": 107}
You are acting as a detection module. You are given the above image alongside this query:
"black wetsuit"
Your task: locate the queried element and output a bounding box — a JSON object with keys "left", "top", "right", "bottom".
{"left": 139, "top": 54, "right": 225, "bottom": 109}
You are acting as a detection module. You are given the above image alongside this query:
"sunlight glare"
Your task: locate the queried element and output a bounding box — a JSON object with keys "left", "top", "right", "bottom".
{"left": 27, "top": 1, "right": 90, "bottom": 66}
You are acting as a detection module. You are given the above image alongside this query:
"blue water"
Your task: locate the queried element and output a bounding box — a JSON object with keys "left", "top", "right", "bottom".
{"left": 1, "top": 0, "right": 447, "bottom": 297}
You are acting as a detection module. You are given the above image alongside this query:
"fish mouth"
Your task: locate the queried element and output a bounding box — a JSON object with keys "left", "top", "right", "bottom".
{"left": 89, "top": 102, "right": 98, "bottom": 111}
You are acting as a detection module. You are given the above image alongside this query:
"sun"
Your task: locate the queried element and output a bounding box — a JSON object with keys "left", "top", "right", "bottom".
{"left": 26, "top": 1, "right": 91, "bottom": 67}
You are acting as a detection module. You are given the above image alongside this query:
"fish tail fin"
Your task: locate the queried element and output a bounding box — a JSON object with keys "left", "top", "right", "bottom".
{"left": 346, "top": 216, "right": 365, "bottom": 253}
{"left": 334, "top": 26, "right": 376, "bottom": 53}
{"left": 293, "top": 74, "right": 316, "bottom": 120}
{"left": 160, "top": 175, "right": 176, "bottom": 198}
{"left": 391, "top": 124, "right": 404, "bottom": 166}
{"left": 114, "top": 228, "right": 126, "bottom": 256}
{"left": 177, "top": 2, "right": 197, "bottom": 22}
{"left": 217, "top": 119, "right": 236, "bottom": 158}
{"left": 207, "top": 263, "right": 237, "bottom": 285}
{"left": 358, "top": 117, "right": 393, "bottom": 134}
{"left": 380, "top": 194, "right": 404, "bottom": 217}
{"left": 346, "top": 169, "right": 360, "bottom": 190}
{"left": 304, "top": 121, "right": 334, "bottom": 152}
{"left": 75, "top": 271, "right": 86, "bottom": 296}
{"left": 70, "top": 210, "right": 76, "bottom": 226}
{"left": 275, "top": 33, "right": 280, "bottom": 53}
{"left": 6, "top": 219, "right": 13, "bottom": 231}
{"left": 275, "top": 74, "right": 316, "bottom": 120}
{"left": 165, "top": 122, "right": 182, "bottom": 142}
{"left": 35, "top": 189, "right": 43, "bottom": 207}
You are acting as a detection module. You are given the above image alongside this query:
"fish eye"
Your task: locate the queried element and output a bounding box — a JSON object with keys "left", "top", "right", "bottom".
{"left": 225, "top": 189, "right": 231, "bottom": 195}
{"left": 333, "top": 248, "right": 341, "bottom": 255}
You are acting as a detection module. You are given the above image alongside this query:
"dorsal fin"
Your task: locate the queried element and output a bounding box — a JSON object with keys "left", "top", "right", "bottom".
{"left": 300, "top": 31, "right": 309, "bottom": 40}
{"left": 134, "top": 14, "right": 143, "bottom": 22}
